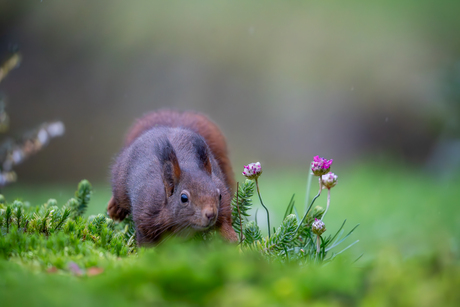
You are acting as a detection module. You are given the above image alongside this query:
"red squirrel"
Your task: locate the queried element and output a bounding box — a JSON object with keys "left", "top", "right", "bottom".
{"left": 107, "top": 109, "right": 238, "bottom": 244}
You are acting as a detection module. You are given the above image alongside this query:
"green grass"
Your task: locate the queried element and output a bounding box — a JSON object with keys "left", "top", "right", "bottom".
{"left": 1, "top": 161, "right": 459, "bottom": 306}
{"left": 1, "top": 183, "right": 112, "bottom": 217}
{"left": 3, "top": 161, "right": 459, "bottom": 261}
{"left": 1, "top": 240, "right": 459, "bottom": 306}
{"left": 4, "top": 162, "right": 458, "bottom": 262}
{"left": 240, "top": 161, "right": 460, "bottom": 263}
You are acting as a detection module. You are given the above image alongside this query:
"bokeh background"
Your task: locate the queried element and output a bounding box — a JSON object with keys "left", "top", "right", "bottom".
{"left": 1, "top": 1, "right": 459, "bottom": 261}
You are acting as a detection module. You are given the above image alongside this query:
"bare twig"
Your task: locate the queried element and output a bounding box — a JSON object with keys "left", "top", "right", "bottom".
{"left": 0, "top": 53, "right": 21, "bottom": 84}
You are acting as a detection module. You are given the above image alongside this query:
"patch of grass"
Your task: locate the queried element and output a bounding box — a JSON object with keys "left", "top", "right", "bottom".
{"left": 1, "top": 240, "right": 459, "bottom": 306}
{"left": 1, "top": 183, "right": 112, "bottom": 217}
{"left": 252, "top": 161, "right": 460, "bottom": 262}
{"left": 0, "top": 161, "right": 459, "bottom": 306}
{"left": 0, "top": 180, "right": 136, "bottom": 272}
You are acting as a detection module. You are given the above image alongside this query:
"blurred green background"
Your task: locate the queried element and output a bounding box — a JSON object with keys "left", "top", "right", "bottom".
{"left": 1, "top": 0, "right": 459, "bottom": 263}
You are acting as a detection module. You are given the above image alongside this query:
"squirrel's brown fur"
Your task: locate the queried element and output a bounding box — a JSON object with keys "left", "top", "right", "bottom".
{"left": 107, "top": 109, "right": 238, "bottom": 244}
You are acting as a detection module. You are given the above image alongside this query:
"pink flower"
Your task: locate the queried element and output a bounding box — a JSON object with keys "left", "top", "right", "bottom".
{"left": 312, "top": 218, "right": 326, "bottom": 235}
{"left": 311, "top": 156, "right": 333, "bottom": 176}
{"left": 242, "top": 162, "right": 262, "bottom": 180}
{"left": 321, "top": 172, "right": 338, "bottom": 189}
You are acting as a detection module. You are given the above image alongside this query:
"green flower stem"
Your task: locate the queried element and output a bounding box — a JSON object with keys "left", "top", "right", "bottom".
{"left": 295, "top": 178, "right": 322, "bottom": 233}
{"left": 255, "top": 178, "right": 270, "bottom": 238}
{"left": 321, "top": 189, "right": 331, "bottom": 221}
{"left": 318, "top": 177, "right": 323, "bottom": 196}
{"left": 316, "top": 234, "right": 321, "bottom": 255}
{"left": 304, "top": 171, "right": 313, "bottom": 213}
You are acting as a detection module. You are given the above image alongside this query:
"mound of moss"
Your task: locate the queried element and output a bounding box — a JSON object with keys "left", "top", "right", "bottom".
{"left": 0, "top": 180, "right": 136, "bottom": 272}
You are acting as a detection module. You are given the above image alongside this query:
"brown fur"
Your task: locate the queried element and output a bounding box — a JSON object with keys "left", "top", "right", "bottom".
{"left": 108, "top": 109, "right": 238, "bottom": 244}
{"left": 124, "top": 109, "right": 235, "bottom": 191}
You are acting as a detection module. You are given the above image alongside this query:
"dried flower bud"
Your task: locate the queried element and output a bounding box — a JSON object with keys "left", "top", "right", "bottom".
{"left": 242, "top": 162, "right": 262, "bottom": 180}
{"left": 311, "top": 156, "right": 333, "bottom": 176}
{"left": 312, "top": 218, "right": 326, "bottom": 235}
{"left": 321, "top": 172, "right": 338, "bottom": 189}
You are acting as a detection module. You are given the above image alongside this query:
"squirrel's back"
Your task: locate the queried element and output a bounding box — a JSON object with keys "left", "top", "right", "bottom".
{"left": 124, "top": 109, "right": 235, "bottom": 191}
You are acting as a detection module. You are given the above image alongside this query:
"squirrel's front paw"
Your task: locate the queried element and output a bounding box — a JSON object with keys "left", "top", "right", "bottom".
{"left": 107, "top": 196, "right": 129, "bottom": 221}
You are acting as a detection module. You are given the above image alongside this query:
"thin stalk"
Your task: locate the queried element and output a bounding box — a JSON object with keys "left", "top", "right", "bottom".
{"left": 316, "top": 234, "right": 321, "bottom": 255}
{"left": 304, "top": 171, "right": 313, "bottom": 213}
{"left": 16, "top": 207, "right": 22, "bottom": 229}
{"left": 0, "top": 53, "right": 21, "bottom": 84}
{"left": 255, "top": 178, "right": 270, "bottom": 237}
{"left": 236, "top": 182, "right": 243, "bottom": 244}
{"left": 295, "top": 177, "right": 322, "bottom": 233}
{"left": 321, "top": 189, "right": 331, "bottom": 221}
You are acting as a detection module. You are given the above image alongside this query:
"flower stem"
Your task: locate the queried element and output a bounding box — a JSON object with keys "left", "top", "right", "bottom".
{"left": 304, "top": 171, "right": 313, "bottom": 213}
{"left": 255, "top": 178, "right": 270, "bottom": 237}
{"left": 295, "top": 178, "right": 322, "bottom": 233}
{"left": 321, "top": 189, "right": 331, "bottom": 221}
{"left": 316, "top": 234, "right": 321, "bottom": 255}
{"left": 318, "top": 176, "right": 323, "bottom": 196}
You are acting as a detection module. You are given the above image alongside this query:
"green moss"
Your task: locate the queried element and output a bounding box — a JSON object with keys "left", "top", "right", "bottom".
{"left": 0, "top": 162, "right": 459, "bottom": 306}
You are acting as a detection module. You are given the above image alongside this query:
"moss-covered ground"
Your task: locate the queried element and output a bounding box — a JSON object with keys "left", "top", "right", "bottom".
{"left": 1, "top": 161, "right": 459, "bottom": 306}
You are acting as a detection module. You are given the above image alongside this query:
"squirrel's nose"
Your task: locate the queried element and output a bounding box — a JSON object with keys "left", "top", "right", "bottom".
{"left": 203, "top": 208, "right": 216, "bottom": 225}
{"left": 205, "top": 211, "right": 216, "bottom": 221}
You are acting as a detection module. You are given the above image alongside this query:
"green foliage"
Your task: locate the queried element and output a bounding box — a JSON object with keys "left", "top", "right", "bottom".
{"left": 71, "top": 179, "right": 92, "bottom": 218}
{"left": 231, "top": 179, "right": 255, "bottom": 238}
{"left": 0, "top": 240, "right": 459, "bottom": 307}
{"left": 0, "top": 179, "right": 136, "bottom": 271}
{"left": 263, "top": 214, "right": 298, "bottom": 255}
{"left": 242, "top": 220, "right": 262, "bottom": 245}
{"left": 0, "top": 163, "right": 459, "bottom": 306}
{"left": 231, "top": 177, "right": 359, "bottom": 264}
{"left": 5, "top": 204, "right": 12, "bottom": 232}
{"left": 0, "top": 170, "right": 357, "bottom": 273}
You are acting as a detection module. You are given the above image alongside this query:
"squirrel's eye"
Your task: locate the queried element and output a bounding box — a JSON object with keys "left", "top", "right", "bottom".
{"left": 219, "top": 194, "right": 222, "bottom": 201}
{"left": 180, "top": 194, "right": 188, "bottom": 203}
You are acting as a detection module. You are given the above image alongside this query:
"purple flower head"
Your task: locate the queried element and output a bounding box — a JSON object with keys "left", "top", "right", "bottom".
{"left": 311, "top": 156, "right": 333, "bottom": 176}
{"left": 242, "top": 162, "right": 262, "bottom": 180}
{"left": 312, "top": 218, "right": 326, "bottom": 236}
{"left": 321, "top": 172, "right": 338, "bottom": 190}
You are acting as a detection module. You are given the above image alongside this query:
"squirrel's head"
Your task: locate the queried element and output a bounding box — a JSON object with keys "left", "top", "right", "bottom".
{"left": 156, "top": 135, "right": 229, "bottom": 231}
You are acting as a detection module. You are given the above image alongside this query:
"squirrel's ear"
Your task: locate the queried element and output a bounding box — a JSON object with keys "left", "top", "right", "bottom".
{"left": 193, "top": 136, "right": 212, "bottom": 175}
{"left": 156, "top": 138, "right": 181, "bottom": 197}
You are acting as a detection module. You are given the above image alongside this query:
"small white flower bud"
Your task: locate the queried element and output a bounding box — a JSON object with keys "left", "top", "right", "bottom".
{"left": 312, "top": 218, "right": 326, "bottom": 236}
{"left": 321, "top": 172, "right": 338, "bottom": 190}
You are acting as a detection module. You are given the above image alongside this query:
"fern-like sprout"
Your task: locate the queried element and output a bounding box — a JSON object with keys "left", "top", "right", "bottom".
{"left": 89, "top": 214, "right": 107, "bottom": 235}
{"left": 53, "top": 207, "right": 71, "bottom": 232}
{"left": 231, "top": 180, "right": 255, "bottom": 238}
{"left": 243, "top": 221, "right": 262, "bottom": 246}
{"left": 70, "top": 179, "right": 92, "bottom": 218}
{"left": 15, "top": 206, "right": 22, "bottom": 229}
{"left": 5, "top": 205, "right": 11, "bottom": 233}
{"left": 263, "top": 214, "right": 298, "bottom": 255}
